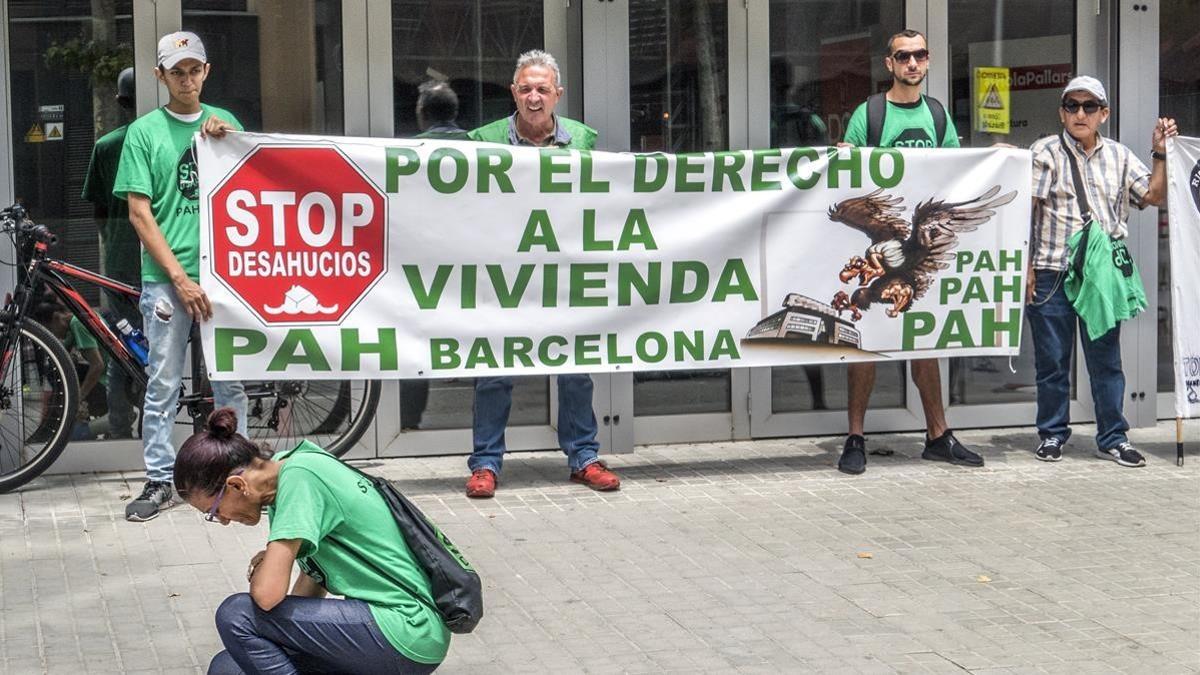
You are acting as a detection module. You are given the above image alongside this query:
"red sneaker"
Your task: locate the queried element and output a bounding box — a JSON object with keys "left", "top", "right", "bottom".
{"left": 465, "top": 469, "right": 496, "bottom": 498}
{"left": 569, "top": 462, "right": 621, "bottom": 491}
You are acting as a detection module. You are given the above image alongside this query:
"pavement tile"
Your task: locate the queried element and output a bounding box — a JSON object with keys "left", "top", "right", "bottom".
{"left": 0, "top": 421, "right": 1196, "bottom": 674}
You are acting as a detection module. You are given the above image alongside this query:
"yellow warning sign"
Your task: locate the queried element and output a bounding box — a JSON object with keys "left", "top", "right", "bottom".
{"left": 44, "top": 122, "right": 64, "bottom": 141}
{"left": 24, "top": 123, "right": 45, "bottom": 143}
{"left": 974, "top": 67, "right": 1010, "bottom": 135}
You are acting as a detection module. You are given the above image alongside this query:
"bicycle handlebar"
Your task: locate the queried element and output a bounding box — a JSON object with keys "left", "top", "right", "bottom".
{"left": 1, "top": 204, "right": 58, "bottom": 245}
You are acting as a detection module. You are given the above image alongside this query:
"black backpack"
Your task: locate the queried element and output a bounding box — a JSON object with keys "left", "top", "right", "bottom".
{"left": 866, "top": 92, "right": 949, "bottom": 147}
{"left": 338, "top": 460, "right": 484, "bottom": 634}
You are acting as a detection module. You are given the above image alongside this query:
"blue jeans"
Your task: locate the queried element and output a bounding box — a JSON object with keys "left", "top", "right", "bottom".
{"left": 470, "top": 375, "right": 600, "bottom": 474}
{"left": 140, "top": 282, "right": 246, "bottom": 482}
{"left": 207, "top": 593, "right": 439, "bottom": 675}
{"left": 1026, "top": 270, "right": 1129, "bottom": 450}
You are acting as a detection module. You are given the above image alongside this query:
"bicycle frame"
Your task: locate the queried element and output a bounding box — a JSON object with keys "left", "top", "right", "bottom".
{"left": 38, "top": 260, "right": 147, "bottom": 384}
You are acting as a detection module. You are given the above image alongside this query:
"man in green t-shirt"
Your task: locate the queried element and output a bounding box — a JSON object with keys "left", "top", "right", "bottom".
{"left": 462, "top": 50, "right": 619, "bottom": 499}
{"left": 112, "top": 31, "right": 247, "bottom": 522}
{"left": 835, "top": 30, "right": 982, "bottom": 475}
{"left": 83, "top": 67, "right": 141, "bottom": 440}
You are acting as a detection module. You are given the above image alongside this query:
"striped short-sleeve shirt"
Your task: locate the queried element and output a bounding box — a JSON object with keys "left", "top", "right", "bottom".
{"left": 1029, "top": 132, "right": 1151, "bottom": 271}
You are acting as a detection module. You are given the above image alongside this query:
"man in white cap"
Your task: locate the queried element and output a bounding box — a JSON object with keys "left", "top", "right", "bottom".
{"left": 113, "top": 31, "right": 247, "bottom": 521}
{"left": 1026, "top": 75, "right": 1177, "bottom": 466}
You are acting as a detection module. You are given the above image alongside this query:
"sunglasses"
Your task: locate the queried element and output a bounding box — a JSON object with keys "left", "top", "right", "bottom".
{"left": 204, "top": 469, "right": 244, "bottom": 523}
{"left": 1061, "top": 100, "right": 1105, "bottom": 114}
{"left": 891, "top": 49, "right": 930, "bottom": 63}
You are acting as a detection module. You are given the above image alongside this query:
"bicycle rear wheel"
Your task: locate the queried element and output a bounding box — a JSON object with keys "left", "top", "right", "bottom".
{"left": 0, "top": 319, "right": 80, "bottom": 493}
{"left": 242, "top": 379, "right": 381, "bottom": 458}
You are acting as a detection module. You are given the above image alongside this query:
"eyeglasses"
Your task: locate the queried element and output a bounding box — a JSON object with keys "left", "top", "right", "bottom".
{"left": 890, "top": 49, "right": 930, "bottom": 63}
{"left": 204, "top": 469, "right": 244, "bottom": 523}
{"left": 1061, "top": 100, "right": 1104, "bottom": 115}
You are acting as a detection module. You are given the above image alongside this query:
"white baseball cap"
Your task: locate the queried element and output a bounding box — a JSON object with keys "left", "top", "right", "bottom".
{"left": 1062, "top": 76, "right": 1107, "bottom": 106}
{"left": 157, "top": 31, "right": 207, "bottom": 69}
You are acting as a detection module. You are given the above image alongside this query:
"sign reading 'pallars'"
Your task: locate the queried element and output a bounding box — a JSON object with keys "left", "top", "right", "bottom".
{"left": 208, "top": 146, "right": 387, "bottom": 324}
{"left": 198, "top": 133, "right": 1032, "bottom": 381}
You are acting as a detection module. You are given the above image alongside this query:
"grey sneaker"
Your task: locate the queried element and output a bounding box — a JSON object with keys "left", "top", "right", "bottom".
{"left": 125, "top": 480, "right": 176, "bottom": 522}
{"left": 1035, "top": 437, "right": 1064, "bottom": 462}
{"left": 1095, "top": 442, "right": 1146, "bottom": 468}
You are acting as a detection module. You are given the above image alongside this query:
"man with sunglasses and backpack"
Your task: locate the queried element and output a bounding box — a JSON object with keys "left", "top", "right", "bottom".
{"left": 1025, "top": 76, "right": 1177, "bottom": 466}
{"left": 834, "top": 29, "right": 980, "bottom": 475}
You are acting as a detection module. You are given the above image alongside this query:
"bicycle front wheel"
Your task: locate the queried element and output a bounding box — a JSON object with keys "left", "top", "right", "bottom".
{"left": 242, "top": 379, "right": 381, "bottom": 458}
{"left": 0, "top": 319, "right": 80, "bottom": 493}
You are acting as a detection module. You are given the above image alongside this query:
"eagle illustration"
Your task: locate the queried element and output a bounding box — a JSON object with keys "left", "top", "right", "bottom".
{"left": 827, "top": 185, "right": 1017, "bottom": 321}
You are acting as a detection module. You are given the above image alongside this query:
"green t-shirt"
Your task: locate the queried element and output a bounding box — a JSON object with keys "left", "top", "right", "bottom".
{"left": 415, "top": 128, "right": 471, "bottom": 141}
{"left": 65, "top": 317, "right": 107, "bottom": 387}
{"left": 65, "top": 316, "right": 99, "bottom": 352}
{"left": 82, "top": 124, "right": 142, "bottom": 286}
{"left": 267, "top": 441, "right": 449, "bottom": 665}
{"left": 112, "top": 105, "right": 243, "bottom": 283}
{"left": 843, "top": 97, "right": 959, "bottom": 148}
{"left": 1064, "top": 221, "right": 1146, "bottom": 341}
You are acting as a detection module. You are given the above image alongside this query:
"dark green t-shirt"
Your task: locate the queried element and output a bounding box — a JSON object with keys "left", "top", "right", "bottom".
{"left": 65, "top": 317, "right": 107, "bottom": 387}
{"left": 1064, "top": 221, "right": 1147, "bottom": 341}
{"left": 112, "top": 104, "right": 243, "bottom": 283}
{"left": 82, "top": 124, "right": 142, "bottom": 285}
{"left": 268, "top": 441, "right": 449, "bottom": 665}
{"left": 843, "top": 97, "right": 959, "bottom": 148}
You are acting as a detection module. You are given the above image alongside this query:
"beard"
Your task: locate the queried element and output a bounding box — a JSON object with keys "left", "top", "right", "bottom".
{"left": 895, "top": 71, "right": 926, "bottom": 86}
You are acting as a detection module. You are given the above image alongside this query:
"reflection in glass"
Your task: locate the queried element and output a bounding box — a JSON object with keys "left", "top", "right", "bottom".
{"left": 184, "top": 0, "right": 345, "bottom": 134}
{"left": 403, "top": 378, "right": 548, "bottom": 431}
{"left": 392, "top": 1, "right": 545, "bottom": 137}
{"left": 628, "top": 0, "right": 731, "bottom": 415}
{"left": 769, "top": 0, "right": 905, "bottom": 147}
{"left": 391, "top": 1, "right": 546, "bottom": 430}
{"left": 630, "top": 0, "right": 727, "bottom": 153}
{"left": 948, "top": 0, "right": 1074, "bottom": 148}
{"left": 7, "top": 2, "right": 136, "bottom": 442}
{"left": 772, "top": 362, "right": 905, "bottom": 413}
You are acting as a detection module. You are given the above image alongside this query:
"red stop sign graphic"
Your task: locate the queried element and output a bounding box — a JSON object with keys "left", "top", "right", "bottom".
{"left": 209, "top": 146, "right": 387, "bottom": 325}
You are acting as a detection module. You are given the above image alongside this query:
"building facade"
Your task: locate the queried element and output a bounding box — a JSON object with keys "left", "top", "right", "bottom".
{"left": 1, "top": 0, "right": 1196, "bottom": 472}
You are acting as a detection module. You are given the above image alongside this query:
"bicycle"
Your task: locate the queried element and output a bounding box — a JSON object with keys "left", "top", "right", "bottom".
{"left": 0, "top": 204, "right": 382, "bottom": 493}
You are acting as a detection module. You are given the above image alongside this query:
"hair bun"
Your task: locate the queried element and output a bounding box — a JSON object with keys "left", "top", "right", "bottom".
{"left": 206, "top": 407, "right": 239, "bottom": 440}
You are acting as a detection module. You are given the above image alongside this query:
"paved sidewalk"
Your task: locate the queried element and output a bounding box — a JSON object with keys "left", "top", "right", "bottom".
{"left": 1, "top": 421, "right": 1197, "bottom": 674}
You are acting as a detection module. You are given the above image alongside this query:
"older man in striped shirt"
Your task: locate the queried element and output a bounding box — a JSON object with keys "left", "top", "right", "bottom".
{"left": 1025, "top": 75, "right": 1177, "bottom": 467}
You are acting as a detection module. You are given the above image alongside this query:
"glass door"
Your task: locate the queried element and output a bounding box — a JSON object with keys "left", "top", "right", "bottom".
{"left": 942, "top": 0, "right": 1102, "bottom": 431}
{"left": 5, "top": 1, "right": 138, "bottom": 459}
{"left": 749, "top": 0, "right": 921, "bottom": 439}
{"left": 627, "top": 0, "right": 735, "bottom": 440}
{"left": 380, "top": 0, "right": 581, "bottom": 458}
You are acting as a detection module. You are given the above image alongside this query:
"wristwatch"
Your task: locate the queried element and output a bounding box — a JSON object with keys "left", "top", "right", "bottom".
{"left": 1151, "top": 150, "right": 1167, "bottom": 161}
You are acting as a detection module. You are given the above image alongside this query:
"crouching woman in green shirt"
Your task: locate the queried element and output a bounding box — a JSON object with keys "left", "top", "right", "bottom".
{"left": 175, "top": 408, "right": 449, "bottom": 674}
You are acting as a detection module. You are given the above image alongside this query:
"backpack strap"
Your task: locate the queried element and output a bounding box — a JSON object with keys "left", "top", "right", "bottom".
{"left": 922, "top": 95, "right": 948, "bottom": 147}
{"left": 866, "top": 93, "right": 887, "bottom": 147}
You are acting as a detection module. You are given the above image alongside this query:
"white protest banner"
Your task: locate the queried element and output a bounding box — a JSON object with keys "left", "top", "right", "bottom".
{"left": 1166, "top": 136, "right": 1200, "bottom": 419}
{"left": 197, "top": 133, "right": 1031, "bottom": 380}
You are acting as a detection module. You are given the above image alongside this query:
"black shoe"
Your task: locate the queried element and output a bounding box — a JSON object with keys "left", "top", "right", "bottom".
{"left": 125, "top": 480, "right": 176, "bottom": 522}
{"left": 838, "top": 434, "right": 867, "bottom": 475}
{"left": 1034, "top": 436, "right": 1064, "bottom": 462}
{"left": 1095, "top": 442, "right": 1146, "bottom": 467}
{"left": 922, "top": 430, "right": 984, "bottom": 467}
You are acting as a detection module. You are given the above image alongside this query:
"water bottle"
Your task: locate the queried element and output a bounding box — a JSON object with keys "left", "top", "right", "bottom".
{"left": 115, "top": 318, "right": 149, "bottom": 367}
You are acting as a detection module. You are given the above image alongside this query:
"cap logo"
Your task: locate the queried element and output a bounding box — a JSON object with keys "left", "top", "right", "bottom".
{"left": 175, "top": 38, "right": 189, "bottom": 48}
